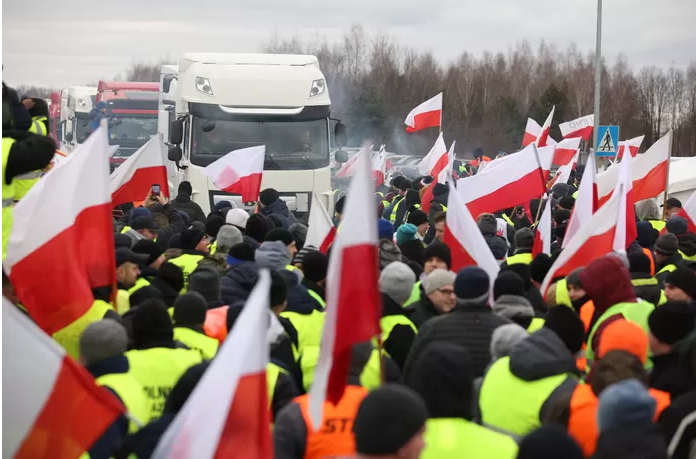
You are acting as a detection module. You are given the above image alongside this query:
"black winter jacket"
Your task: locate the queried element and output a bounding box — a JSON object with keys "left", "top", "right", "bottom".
{"left": 259, "top": 199, "right": 297, "bottom": 229}
{"left": 650, "top": 351, "right": 693, "bottom": 400}
{"left": 658, "top": 390, "right": 696, "bottom": 459}
{"left": 220, "top": 262, "right": 260, "bottom": 305}
{"left": 630, "top": 272, "right": 662, "bottom": 306}
{"left": 591, "top": 426, "right": 667, "bottom": 459}
{"left": 170, "top": 192, "right": 207, "bottom": 224}
{"left": 405, "top": 290, "right": 443, "bottom": 329}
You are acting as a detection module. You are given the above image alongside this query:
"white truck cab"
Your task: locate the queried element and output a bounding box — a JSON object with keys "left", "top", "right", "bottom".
{"left": 158, "top": 53, "right": 347, "bottom": 216}
{"left": 60, "top": 86, "right": 97, "bottom": 153}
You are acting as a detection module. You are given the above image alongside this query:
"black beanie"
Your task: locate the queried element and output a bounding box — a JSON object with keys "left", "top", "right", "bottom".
{"left": 493, "top": 271, "right": 526, "bottom": 300}
{"left": 188, "top": 267, "right": 221, "bottom": 305}
{"left": 530, "top": 253, "right": 553, "bottom": 283}
{"left": 501, "top": 263, "right": 533, "bottom": 291}
{"left": 180, "top": 228, "right": 205, "bottom": 250}
{"left": 516, "top": 425, "right": 584, "bottom": 459}
{"left": 246, "top": 214, "right": 271, "bottom": 243}
{"left": 353, "top": 385, "right": 428, "bottom": 455}
{"left": 205, "top": 214, "right": 225, "bottom": 238}
{"left": 228, "top": 243, "right": 256, "bottom": 262}
{"left": 259, "top": 188, "right": 279, "bottom": 206}
{"left": 131, "top": 299, "right": 174, "bottom": 349}
{"left": 665, "top": 268, "right": 696, "bottom": 300}
{"left": 265, "top": 228, "right": 294, "bottom": 246}
{"left": 423, "top": 241, "right": 452, "bottom": 270}
{"left": 432, "top": 182, "right": 448, "bottom": 198}
{"left": 648, "top": 301, "right": 695, "bottom": 345}
{"left": 407, "top": 209, "right": 429, "bottom": 227}
{"left": 543, "top": 305, "right": 585, "bottom": 354}
{"left": 156, "top": 262, "right": 184, "bottom": 293}
{"left": 132, "top": 240, "right": 164, "bottom": 266}
{"left": 302, "top": 250, "right": 328, "bottom": 283}
{"left": 173, "top": 292, "right": 208, "bottom": 326}
{"left": 129, "top": 286, "right": 164, "bottom": 309}
{"left": 627, "top": 252, "right": 652, "bottom": 275}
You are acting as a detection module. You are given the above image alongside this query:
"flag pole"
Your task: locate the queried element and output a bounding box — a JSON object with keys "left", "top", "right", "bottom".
{"left": 661, "top": 131, "right": 673, "bottom": 220}
{"left": 592, "top": 0, "right": 603, "bottom": 174}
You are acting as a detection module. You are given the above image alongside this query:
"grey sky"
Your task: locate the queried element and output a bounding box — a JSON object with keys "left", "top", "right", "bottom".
{"left": 3, "top": 0, "right": 695, "bottom": 88}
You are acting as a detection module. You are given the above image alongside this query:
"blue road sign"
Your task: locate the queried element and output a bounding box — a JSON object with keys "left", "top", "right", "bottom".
{"left": 595, "top": 125, "right": 620, "bottom": 157}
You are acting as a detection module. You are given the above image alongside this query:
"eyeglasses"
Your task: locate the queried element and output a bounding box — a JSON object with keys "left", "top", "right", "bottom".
{"left": 437, "top": 288, "right": 455, "bottom": 296}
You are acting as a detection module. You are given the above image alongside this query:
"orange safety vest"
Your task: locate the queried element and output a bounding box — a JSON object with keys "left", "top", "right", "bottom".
{"left": 568, "top": 383, "right": 671, "bottom": 457}
{"left": 642, "top": 248, "right": 656, "bottom": 276}
{"left": 576, "top": 301, "right": 595, "bottom": 372}
{"left": 296, "top": 385, "right": 368, "bottom": 459}
{"left": 204, "top": 306, "right": 229, "bottom": 343}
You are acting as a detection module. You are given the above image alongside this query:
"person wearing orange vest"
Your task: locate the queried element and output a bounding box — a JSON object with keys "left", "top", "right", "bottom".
{"left": 273, "top": 342, "right": 375, "bottom": 459}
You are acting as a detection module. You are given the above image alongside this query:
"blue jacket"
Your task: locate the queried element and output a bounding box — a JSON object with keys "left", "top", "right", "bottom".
{"left": 259, "top": 200, "right": 297, "bottom": 229}
{"left": 89, "top": 107, "right": 106, "bottom": 131}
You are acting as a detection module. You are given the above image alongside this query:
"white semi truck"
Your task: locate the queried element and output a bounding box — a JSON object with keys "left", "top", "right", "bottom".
{"left": 158, "top": 53, "right": 347, "bottom": 216}
{"left": 59, "top": 86, "right": 97, "bottom": 153}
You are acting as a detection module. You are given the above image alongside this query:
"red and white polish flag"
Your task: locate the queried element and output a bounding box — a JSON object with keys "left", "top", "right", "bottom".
{"left": 110, "top": 135, "right": 169, "bottom": 207}
{"left": 564, "top": 154, "right": 598, "bottom": 248}
{"left": 553, "top": 150, "right": 580, "bottom": 187}
{"left": 617, "top": 135, "right": 645, "bottom": 159}
{"left": 443, "top": 179, "right": 500, "bottom": 279}
{"left": 153, "top": 270, "right": 274, "bottom": 459}
{"left": 596, "top": 131, "right": 672, "bottom": 207}
{"left": 418, "top": 132, "right": 449, "bottom": 178}
{"left": 305, "top": 192, "right": 337, "bottom": 254}
{"left": 559, "top": 114, "right": 594, "bottom": 140}
{"left": 532, "top": 196, "right": 553, "bottom": 257}
{"left": 202, "top": 145, "right": 265, "bottom": 202}
{"left": 612, "top": 142, "right": 638, "bottom": 251}
{"left": 522, "top": 118, "right": 558, "bottom": 148}
{"left": 405, "top": 93, "right": 443, "bottom": 133}
{"left": 309, "top": 146, "right": 381, "bottom": 428}
{"left": 5, "top": 122, "right": 116, "bottom": 337}
{"left": 422, "top": 140, "right": 456, "bottom": 215}
{"left": 371, "top": 145, "right": 389, "bottom": 187}
{"left": 335, "top": 152, "right": 359, "bottom": 178}
{"left": 535, "top": 106, "right": 556, "bottom": 147}
{"left": 553, "top": 137, "right": 582, "bottom": 166}
{"left": 677, "top": 191, "right": 696, "bottom": 234}
{"left": 541, "top": 188, "right": 623, "bottom": 295}
{"left": 458, "top": 143, "right": 547, "bottom": 218}
{"left": 3, "top": 298, "right": 125, "bottom": 459}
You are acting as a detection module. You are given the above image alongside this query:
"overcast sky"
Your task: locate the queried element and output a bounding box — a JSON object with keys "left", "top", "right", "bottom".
{"left": 3, "top": 0, "right": 695, "bottom": 88}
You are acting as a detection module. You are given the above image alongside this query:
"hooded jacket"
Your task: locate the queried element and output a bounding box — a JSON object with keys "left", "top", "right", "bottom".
{"left": 493, "top": 295, "right": 535, "bottom": 329}
{"left": 676, "top": 233, "right": 696, "bottom": 258}
{"left": 220, "top": 262, "right": 260, "bottom": 305}
{"left": 259, "top": 199, "right": 297, "bottom": 229}
{"left": 170, "top": 192, "right": 206, "bottom": 224}
{"left": 478, "top": 215, "right": 509, "bottom": 260}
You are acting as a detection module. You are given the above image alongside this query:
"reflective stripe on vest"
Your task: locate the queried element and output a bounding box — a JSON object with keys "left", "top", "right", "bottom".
{"left": 379, "top": 316, "right": 417, "bottom": 354}
{"left": 295, "top": 385, "right": 368, "bottom": 459}
{"left": 632, "top": 277, "right": 659, "bottom": 287}
{"left": 656, "top": 263, "right": 678, "bottom": 276}
{"left": 585, "top": 301, "right": 655, "bottom": 364}
{"left": 125, "top": 347, "right": 203, "bottom": 422}
{"left": 96, "top": 372, "right": 150, "bottom": 434}
{"left": 648, "top": 220, "right": 666, "bottom": 232}
{"left": 128, "top": 277, "right": 151, "bottom": 294}
{"left": 15, "top": 170, "right": 42, "bottom": 180}
{"left": 527, "top": 317, "right": 545, "bottom": 333}
{"left": 642, "top": 248, "right": 656, "bottom": 275}
{"left": 403, "top": 280, "right": 421, "bottom": 307}
{"left": 502, "top": 213, "right": 515, "bottom": 227}
{"left": 307, "top": 289, "right": 326, "bottom": 309}
{"left": 679, "top": 250, "right": 696, "bottom": 262}
{"left": 121, "top": 226, "right": 131, "bottom": 234}
{"left": 169, "top": 254, "right": 205, "bottom": 290}
{"left": 173, "top": 327, "right": 219, "bottom": 360}
{"left": 2, "top": 138, "right": 15, "bottom": 260}
{"left": 421, "top": 418, "right": 519, "bottom": 459}
{"left": 266, "top": 363, "right": 288, "bottom": 408}
{"left": 506, "top": 253, "right": 533, "bottom": 265}
{"left": 479, "top": 356, "right": 570, "bottom": 438}
{"left": 28, "top": 118, "right": 48, "bottom": 136}
{"left": 2, "top": 198, "right": 13, "bottom": 207}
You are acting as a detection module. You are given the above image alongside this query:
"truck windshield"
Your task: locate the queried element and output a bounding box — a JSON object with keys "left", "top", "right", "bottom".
{"left": 109, "top": 115, "right": 158, "bottom": 144}
{"left": 190, "top": 117, "right": 330, "bottom": 170}
{"left": 75, "top": 113, "right": 92, "bottom": 143}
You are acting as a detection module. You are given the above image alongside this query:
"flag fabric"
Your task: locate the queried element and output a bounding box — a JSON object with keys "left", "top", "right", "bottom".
{"left": 522, "top": 118, "right": 557, "bottom": 147}
{"left": 443, "top": 179, "right": 500, "bottom": 280}
{"left": 458, "top": 144, "right": 547, "bottom": 218}
{"left": 596, "top": 131, "right": 672, "bottom": 206}
{"left": 612, "top": 145, "right": 638, "bottom": 251}
{"left": 5, "top": 123, "right": 116, "bottom": 337}
{"left": 405, "top": 93, "right": 443, "bottom": 133}
{"left": 417, "top": 132, "right": 448, "bottom": 177}
{"left": 202, "top": 146, "right": 265, "bottom": 202}
{"left": 371, "top": 146, "right": 389, "bottom": 187}
{"left": 153, "top": 270, "right": 273, "bottom": 459}
{"left": 559, "top": 114, "right": 594, "bottom": 140}
{"left": 564, "top": 154, "right": 598, "bottom": 247}
{"left": 3, "top": 298, "right": 125, "bottom": 459}
{"left": 536, "top": 145, "right": 556, "bottom": 181}
{"left": 110, "top": 135, "right": 169, "bottom": 207}
{"left": 617, "top": 135, "right": 645, "bottom": 159}
{"left": 532, "top": 196, "right": 552, "bottom": 257}
{"left": 422, "top": 140, "right": 457, "bottom": 215}
{"left": 541, "top": 189, "right": 622, "bottom": 295}
{"left": 676, "top": 191, "right": 696, "bottom": 234}
{"left": 335, "top": 153, "right": 359, "bottom": 178}
{"left": 535, "top": 106, "right": 556, "bottom": 147}
{"left": 309, "top": 147, "right": 381, "bottom": 428}
{"left": 553, "top": 137, "right": 582, "bottom": 165}
{"left": 554, "top": 151, "right": 580, "bottom": 187}
{"left": 304, "top": 193, "right": 337, "bottom": 253}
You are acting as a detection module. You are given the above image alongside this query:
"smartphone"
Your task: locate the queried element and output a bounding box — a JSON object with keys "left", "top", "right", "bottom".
{"left": 151, "top": 184, "right": 161, "bottom": 196}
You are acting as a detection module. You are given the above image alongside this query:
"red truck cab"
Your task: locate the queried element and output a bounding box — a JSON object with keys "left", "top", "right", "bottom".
{"left": 49, "top": 92, "right": 61, "bottom": 143}
{"left": 96, "top": 81, "right": 159, "bottom": 172}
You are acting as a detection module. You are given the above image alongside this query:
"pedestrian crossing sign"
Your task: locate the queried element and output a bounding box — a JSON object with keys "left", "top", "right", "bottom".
{"left": 595, "top": 125, "right": 620, "bottom": 157}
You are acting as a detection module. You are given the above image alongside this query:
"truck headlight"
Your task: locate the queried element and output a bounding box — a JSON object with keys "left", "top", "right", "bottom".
{"left": 195, "top": 77, "right": 213, "bottom": 95}
{"left": 309, "top": 79, "right": 325, "bottom": 97}
{"left": 77, "top": 98, "right": 88, "bottom": 108}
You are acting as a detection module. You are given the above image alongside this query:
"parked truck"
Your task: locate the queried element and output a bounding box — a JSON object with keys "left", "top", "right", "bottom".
{"left": 48, "top": 92, "right": 61, "bottom": 144}
{"left": 59, "top": 86, "right": 97, "bottom": 154}
{"left": 158, "top": 53, "right": 347, "bottom": 216}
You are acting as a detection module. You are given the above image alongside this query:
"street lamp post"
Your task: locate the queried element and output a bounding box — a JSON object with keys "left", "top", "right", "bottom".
{"left": 593, "top": 0, "right": 602, "bottom": 171}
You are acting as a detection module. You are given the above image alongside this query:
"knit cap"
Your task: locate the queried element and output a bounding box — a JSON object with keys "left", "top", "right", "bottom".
{"left": 406, "top": 209, "right": 429, "bottom": 227}
{"left": 490, "top": 323, "right": 529, "bottom": 361}
{"left": 654, "top": 233, "right": 679, "bottom": 256}
{"left": 665, "top": 267, "right": 696, "bottom": 300}
{"left": 216, "top": 225, "right": 243, "bottom": 251}
{"left": 288, "top": 223, "right": 308, "bottom": 250}
{"left": 131, "top": 299, "right": 174, "bottom": 348}
{"left": 543, "top": 304, "right": 585, "bottom": 354}
{"left": 454, "top": 266, "right": 489, "bottom": 303}
{"left": 132, "top": 239, "right": 163, "bottom": 266}
{"left": 180, "top": 228, "right": 205, "bottom": 250}
{"left": 516, "top": 425, "right": 584, "bottom": 459}
{"left": 530, "top": 253, "right": 553, "bottom": 284}
{"left": 188, "top": 267, "right": 221, "bottom": 305}
{"left": 423, "top": 241, "right": 452, "bottom": 270}
{"left": 396, "top": 223, "right": 419, "bottom": 245}
{"left": 666, "top": 216, "right": 689, "bottom": 236}
{"left": 377, "top": 218, "right": 394, "bottom": 240}
{"left": 514, "top": 228, "right": 535, "bottom": 252}
{"left": 227, "top": 243, "right": 256, "bottom": 266}
{"left": 225, "top": 208, "right": 250, "bottom": 230}
{"left": 423, "top": 269, "right": 456, "bottom": 295}
{"left": 648, "top": 300, "right": 696, "bottom": 345}
{"left": 255, "top": 241, "right": 291, "bottom": 271}
{"left": 79, "top": 319, "right": 128, "bottom": 365}
{"left": 266, "top": 228, "right": 295, "bottom": 247}
{"left": 627, "top": 252, "right": 652, "bottom": 275}
{"left": 598, "top": 319, "right": 649, "bottom": 364}
{"left": 597, "top": 379, "right": 656, "bottom": 433}
{"left": 302, "top": 250, "right": 328, "bottom": 283}
{"left": 379, "top": 239, "right": 402, "bottom": 270}
{"left": 205, "top": 214, "right": 225, "bottom": 238}
{"left": 173, "top": 292, "right": 208, "bottom": 326}
{"left": 379, "top": 261, "right": 417, "bottom": 305}
{"left": 493, "top": 271, "right": 526, "bottom": 300}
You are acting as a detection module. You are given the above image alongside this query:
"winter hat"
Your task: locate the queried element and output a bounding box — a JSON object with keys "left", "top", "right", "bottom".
{"left": 514, "top": 228, "right": 535, "bottom": 252}
{"left": 530, "top": 253, "right": 553, "bottom": 284}
{"left": 665, "top": 268, "right": 696, "bottom": 299}
{"left": 554, "top": 209, "right": 571, "bottom": 226}
{"left": 558, "top": 196, "right": 576, "bottom": 211}
{"left": 302, "top": 250, "right": 328, "bottom": 283}
{"left": 246, "top": 213, "right": 272, "bottom": 243}
{"left": 353, "top": 385, "right": 428, "bottom": 455}
{"left": 454, "top": 266, "right": 489, "bottom": 303}
{"left": 493, "top": 271, "right": 526, "bottom": 300}
{"left": 566, "top": 268, "right": 584, "bottom": 289}
{"left": 265, "top": 228, "right": 294, "bottom": 246}
{"left": 423, "top": 241, "right": 452, "bottom": 270}
{"left": 406, "top": 209, "right": 429, "bottom": 227}
{"left": 379, "top": 239, "right": 402, "bottom": 270}
{"left": 129, "top": 286, "right": 164, "bottom": 309}
{"left": 551, "top": 182, "right": 571, "bottom": 199}
{"left": 597, "top": 379, "right": 656, "bottom": 433}
{"left": 157, "top": 262, "right": 184, "bottom": 293}
{"left": 173, "top": 292, "right": 207, "bottom": 326}
{"left": 377, "top": 218, "right": 394, "bottom": 240}
{"left": 255, "top": 240, "right": 291, "bottom": 271}
{"left": 654, "top": 233, "right": 679, "bottom": 256}
{"left": 292, "top": 244, "right": 315, "bottom": 266}
{"left": 395, "top": 224, "right": 419, "bottom": 245}
{"left": 627, "top": 252, "right": 652, "bottom": 275}
{"left": 500, "top": 263, "right": 533, "bottom": 291}
{"left": 379, "top": 261, "right": 417, "bottom": 305}
{"left": 131, "top": 299, "right": 174, "bottom": 349}
{"left": 477, "top": 213, "right": 497, "bottom": 236}
{"left": 216, "top": 225, "right": 244, "bottom": 251}
{"left": 432, "top": 182, "right": 448, "bottom": 198}
{"left": 259, "top": 188, "right": 279, "bottom": 206}
{"left": 188, "top": 267, "right": 222, "bottom": 305}
{"left": 168, "top": 233, "right": 182, "bottom": 249}
{"left": 79, "top": 319, "right": 128, "bottom": 366}
{"left": 424, "top": 269, "right": 456, "bottom": 295}
{"left": 288, "top": 223, "right": 308, "bottom": 250}
{"left": 490, "top": 323, "right": 529, "bottom": 361}
{"left": 114, "top": 233, "right": 132, "bottom": 249}
{"left": 516, "top": 425, "right": 584, "bottom": 459}
{"left": 543, "top": 304, "right": 585, "bottom": 354}
{"left": 648, "top": 300, "right": 696, "bottom": 345}
{"left": 129, "top": 207, "right": 154, "bottom": 225}
{"left": 180, "top": 228, "right": 205, "bottom": 250}
{"left": 636, "top": 221, "right": 656, "bottom": 248}
{"left": 666, "top": 216, "right": 689, "bottom": 236}
{"left": 96, "top": 100, "right": 107, "bottom": 110}
{"left": 225, "top": 208, "right": 250, "bottom": 230}
{"left": 132, "top": 239, "right": 164, "bottom": 266}
{"left": 205, "top": 214, "right": 226, "bottom": 238}
{"left": 227, "top": 243, "right": 256, "bottom": 266}
{"left": 598, "top": 320, "right": 649, "bottom": 364}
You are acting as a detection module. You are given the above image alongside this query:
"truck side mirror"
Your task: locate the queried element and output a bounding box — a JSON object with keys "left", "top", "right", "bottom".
{"left": 168, "top": 146, "right": 183, "bottom": 162}
{"left": 334, "top": 121, "right": 347, "bottom": 148}
{"left": 169, "top": 120, "right": 183, "bottom": 145}
{"left": 162, "top": 75, "right": 176, "bottom": 93}
{"left": 335, "top": 149, "right": 349, "bottom": 163}
{"left": 64, "top": 132, "right": 73, "bottom": 142}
